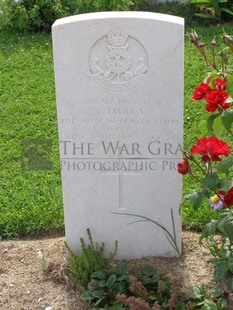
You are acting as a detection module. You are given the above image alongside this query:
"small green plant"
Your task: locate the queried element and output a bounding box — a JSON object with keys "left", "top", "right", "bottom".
{"left": 80, "top": 261, "right": 186, "bottom": 309}
{"left": 184, "top": 284, "right": 228, "bottom": 309}
{"left": 190, "top": 0, "right": 233, "bottom": 22}
{"left": 37, "top": 247, "right": 46, "bottom": 270}
{"left": 66, "top": 228, "right": 118, "bottom": 288}
{"left": 117, "top": 267, "right": 185, "bottom": 309}
{"left": 199, "top": 210, "right": 233, "bottom": 283}
{"left": 81, "top": 261, "right": 130, "bottom": 309}
{"left": 132, "top": 265, "right": 184, "bottom": 308}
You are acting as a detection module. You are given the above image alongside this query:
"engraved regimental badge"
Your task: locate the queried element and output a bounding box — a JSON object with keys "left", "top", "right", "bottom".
{"left": 89, "top": 28, "right": 148, "bottom": 92}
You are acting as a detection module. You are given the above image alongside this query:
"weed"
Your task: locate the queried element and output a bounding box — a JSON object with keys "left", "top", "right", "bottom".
{"left": 66, "top": 228, "right": 118, "bottom": 288}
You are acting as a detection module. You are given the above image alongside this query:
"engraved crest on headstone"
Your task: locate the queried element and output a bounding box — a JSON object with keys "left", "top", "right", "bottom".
{"left": 89, "top": 28, "right": 148, "bottom": 92}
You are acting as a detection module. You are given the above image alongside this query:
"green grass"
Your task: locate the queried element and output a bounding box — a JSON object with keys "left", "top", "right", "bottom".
{"left": 0, "top": 23, "right": 233, "bottom": 239}
{"left": 0, "top": 32, "right": 63, "bottom": 239}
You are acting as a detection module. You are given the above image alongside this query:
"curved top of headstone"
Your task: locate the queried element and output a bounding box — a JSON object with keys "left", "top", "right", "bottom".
{"left": 52, "top": 11, "right": 184, "bottom": 29}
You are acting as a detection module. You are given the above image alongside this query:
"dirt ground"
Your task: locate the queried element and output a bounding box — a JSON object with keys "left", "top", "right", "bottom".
{"left": 0, "top": 231, "right": 228, "bottom": 310}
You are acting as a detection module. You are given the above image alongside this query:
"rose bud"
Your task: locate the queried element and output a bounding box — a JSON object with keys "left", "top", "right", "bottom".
{"left": 177, "top": 159, "right": 190, "bottom": 175}
{"left": 187, "top": 30, "right": 199, "bottom": 45}
{"left": 211, "top": 37, "right": 217, "bottom": 48}
{"left": 222, "top": 34, "right": 233, "bottom": 47}
{"left": 198, "top": 41, "right": 205, "bottom": 49}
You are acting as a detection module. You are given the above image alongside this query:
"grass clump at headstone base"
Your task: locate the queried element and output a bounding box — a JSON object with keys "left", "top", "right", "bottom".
{"left": 0, "top": 24, "right": 233, "bottom": 239}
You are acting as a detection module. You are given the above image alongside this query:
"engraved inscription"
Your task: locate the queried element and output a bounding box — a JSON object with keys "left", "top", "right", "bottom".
{"left": 89, "top": 28, "right": 148, "bottom": 92}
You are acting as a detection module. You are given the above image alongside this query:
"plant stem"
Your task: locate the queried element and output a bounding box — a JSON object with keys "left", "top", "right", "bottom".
{"left": 189, "top": 171, "right": 202, "bottom": 183}
{"left": 112, "top": 212, "right": 181, "bottom": 256}
{"left": 190, "top": 157, "right": 206, "bottom": 175}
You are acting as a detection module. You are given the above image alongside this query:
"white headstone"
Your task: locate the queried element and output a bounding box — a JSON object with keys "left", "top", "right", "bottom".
{"left": 52, "top": 12, "right": 184, "bottom": 259}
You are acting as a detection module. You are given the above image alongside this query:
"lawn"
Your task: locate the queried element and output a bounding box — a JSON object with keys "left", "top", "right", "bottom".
{"left": 0, "top": 32, "right": 63, "bottom": 238}
{"left": 0, "top": 23, "right": 233, "bottom": 239}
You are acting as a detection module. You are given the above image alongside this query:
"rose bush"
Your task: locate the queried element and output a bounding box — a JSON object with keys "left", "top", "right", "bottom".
{"left": 178, "top": 31, "right": 233, "bottom": 288}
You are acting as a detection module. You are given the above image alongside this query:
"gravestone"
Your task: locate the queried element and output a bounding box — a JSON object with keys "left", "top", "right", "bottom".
{"left": 52, "top": 12, "right": 184, "bottom": 259}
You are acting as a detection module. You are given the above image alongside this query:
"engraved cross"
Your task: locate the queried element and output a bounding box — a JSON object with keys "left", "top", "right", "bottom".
{"left": 101, "top": 148, "right": 141, "bottom": 211}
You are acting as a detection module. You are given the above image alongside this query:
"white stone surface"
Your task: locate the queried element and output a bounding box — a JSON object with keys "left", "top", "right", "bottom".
{"left": 52, "top": 12, "right": 184, "bottom": 259}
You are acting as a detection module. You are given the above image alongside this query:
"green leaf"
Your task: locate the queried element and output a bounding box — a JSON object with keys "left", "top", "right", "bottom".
{"left": 175, "top": 301, "right": 185, "bottom": 310}
{"left": 112, "top": 282, "right": 124, "bottom": 293}
{"left": 209, "top": 78, "right": 216, "bottom": 90}
{"left": 116, "top": 275, "right": 129, "bottom": 282}
{"left": 150, "top": 273, "right": 160, "bottom": 283}
{"left": 106, "top": 274, "right": 116, "bottom": 289}
{"left": 220, "top": 8, "right": 233, "bottom": 16}
{"left": 109, "top": 305, "right": 126, "bottom": 310}
{"left": 87, "top": 279, "right": 100, "bottom": 290}
{"left": 203, "top": 173, "right": 219, "bottom": 190}
{"left": 117, "top": 261, "right": 128, "bottom": 275}
{"left": 91, "top": 289, "right": 104, "bottom": 298}
{"left": 213, "top": 117, "right": 224, "bottom": 138}
{"left": 186, "top": 190, "right": 205, "bottom": 209}
{"left": 224, "top": 221, "right": 233, "bottom": 241}
{"left": 191, "top": 0, "right": 211, "bottom": 4}
{"left": 217, "top": 178, "right": 233, "bottom": 191}
{"left": 210, "top": 289, "right": 223, "bottom": 298}
{"left": 216, "top": 297, "right": 228, "bottom": 308}
{"left": 143, "top": 264, "right": 157, "bottom": 276}
{"left": 216, "top": 156, "right": 233, "bottom": 175}
{"left": 229, "top": 258, "right": 233, "bottom": 272}
{"left": 208, "top": 71, "right": 218, "bottom": 85}
{"left": 221, "top": 110, "right": 233, "bottom": 131}
{"left": 207, "top": 114, "right": 219, "bottom": 133}
{"left": 217, "top": 214, "right": 231, "bottom": 232}
{"left": 227, "top": 75, "right": 233, "bottom": 98}
{"left": 203, "top": 300, "right": 218, "bottom": 309}
{"left": 214, "top": 263, "right": 229, "bottom": 282}
{"left": 199, "top": 119, "right": 208, "bottom": 133}
{"left": 192, "top": 284, "right": 208, "bottom": 299}
{"left": 199, "top": 221, "right": 218, "bottom": 244}
{"left": 99, "top": 279, "right": 107, "bottom": 287}
{"left": 80, "top": 291, "right": 94, "bottom": 301}
{"left": 94, "top": 296, "right": 105, "bottom": 306}
{"left": 227, "top": 277, "right": 233, "bottom": 291}
{"left": 91, "top": 271, "right": 106, "bottom": 279}
{"left": 194, "top": 12, "right": 219, "bottom": 19}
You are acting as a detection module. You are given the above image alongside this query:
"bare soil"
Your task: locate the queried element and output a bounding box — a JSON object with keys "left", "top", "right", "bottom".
{"left": 0, "top": 231, "right": 227, "bottom": 310}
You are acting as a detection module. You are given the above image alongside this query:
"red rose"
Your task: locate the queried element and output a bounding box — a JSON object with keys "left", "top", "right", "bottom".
{"left": 177, "top": 159, "right": 190, "bottom": 174}
{"left": 192, "top": 82, "right": 211, "bottom": 100}
{"left": 205, "top": 90, "right": 229, "bottom": 112}
{"left": 215, "top": 78, "right": 226, "bottom": 90}
{"left": 191, "top": 136, "right": 231, "bottom": 162}
{"left": 223, "top": 187, "right": 233, "bottom": 207}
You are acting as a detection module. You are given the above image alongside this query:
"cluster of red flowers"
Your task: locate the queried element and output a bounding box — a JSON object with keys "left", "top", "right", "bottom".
{"left": 177, "top": 136, "right": 232, "bottom": 207}
{"left": 192, "top": 78, "right": 230, "bottom": 112}
{"left": 178, "top": 136, "right": 230, "bottom": 175}
{"left": 191, "top": 135, "right": 230, "bottom": 162}
{"left": 177, "top": 72, "right": 233, "bottom": 209}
